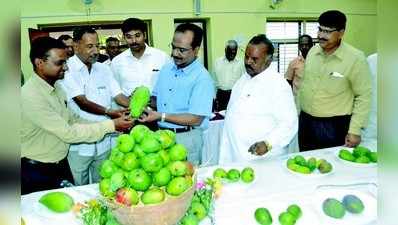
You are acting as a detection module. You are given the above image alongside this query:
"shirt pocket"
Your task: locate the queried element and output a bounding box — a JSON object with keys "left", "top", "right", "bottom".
{"left": 323, "top": 73, "right": 348, "bottom": 95}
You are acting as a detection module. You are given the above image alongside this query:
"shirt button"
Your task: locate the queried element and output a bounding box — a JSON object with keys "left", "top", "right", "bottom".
{"left": 164, "top": 103, "right": 167, "bottom": 106}
{"left": 169, "top": 89, "right": 172, "bottom": 91}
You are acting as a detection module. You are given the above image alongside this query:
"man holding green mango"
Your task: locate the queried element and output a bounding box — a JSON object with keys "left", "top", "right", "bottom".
{"left": 139, "top": 23, "right": 215, "bottom": 165}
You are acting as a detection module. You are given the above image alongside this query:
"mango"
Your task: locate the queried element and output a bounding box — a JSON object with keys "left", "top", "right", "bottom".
{"left": 287, "top": 204, "right": 302, "bottom": 220}
{"left": 318, "top": 161, "right": 333, "bottom": 174}
{"left": 254, "top": 207, "right": 272, "bottom": 225}
{"left": 355, "top": 156, "right": 371, "bottom": 164}
{"left": 353, "top": 146, "right": 371, "bottom": 158}
{"left": 307, "top": 157, "right": 317, "bottom": 172}
{"left": 322, "top": 198, "right": 346, "bottom": 219}
{"left": 129, "top": 86, "right": 150, "bottom": 118}
{"left": 342, "top": 195, "right": 364, "bottom": 214}
{"left": 39, "top": 192, "right": 74, "bottom": 213}
{"left": 294, "top": 155, "right": 306, "bottom": 167}
{"left": 369, "top": 152, "right": 378, "bottom": 163}
{"left": 339, "top": 150, "right": 356, "bottom": 162}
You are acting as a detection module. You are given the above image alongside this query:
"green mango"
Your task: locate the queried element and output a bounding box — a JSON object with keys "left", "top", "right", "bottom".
{"left": 355, "top": 156, "right": 371, "bottom": 164}
{"left": 339, "top": 150, "right": 356, "bottom": 162}
{"left": 353, "top": 146, "right": 371, "bottom": 158}
{"left": 254, "top": 207, "right": 272, "bottom": 225}
{"left": 318, "top": 161, "right": 333, "bottom": 174}
{"left": 295, "top": 165, "right": 311, "bottom": 174}
{"left": 294, "top": 155, "right": 306, "bottom": 166}
{"left": 129, "top": 86, "right": 150, "bottom": 118}
{"left": 322, "top": 198, "right": 346, "bottom": 219}
{"left": 342, "top": 195, "right": 365, "bottom": 214}
{"left": 307, "top": 157, "right": 317, "bottom": 172}
{"left": 369, "top": 152, "right": 378, "bottom": 163}
{"left": 39, "top": 192, "right": 74, "bottom": 213}
{"left": 287, "top": 204, "right": 302, "bottom": 220}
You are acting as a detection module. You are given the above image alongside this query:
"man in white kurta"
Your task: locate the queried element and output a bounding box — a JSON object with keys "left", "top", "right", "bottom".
{"left": 219, "top": 34, "right": 298, "bottom": 164}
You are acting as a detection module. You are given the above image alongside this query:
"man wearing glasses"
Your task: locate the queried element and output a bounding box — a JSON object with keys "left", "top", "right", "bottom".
{"left": 139, "top": 23, "right": 215, "bottom": 165}
{"left": 298, "top": 10, "right": 372, "bottom": 151}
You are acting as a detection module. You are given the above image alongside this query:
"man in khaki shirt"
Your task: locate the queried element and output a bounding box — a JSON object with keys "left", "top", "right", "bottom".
{"left": 298, "top": 10, "right": 372, "bottom": 151}
{"left": 21, "top": 37, "right": 134, "bottom": 194}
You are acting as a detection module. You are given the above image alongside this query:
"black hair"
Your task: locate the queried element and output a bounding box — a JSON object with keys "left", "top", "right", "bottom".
{"left": 299, "top": 34, "right": 313, "bottom": 45}
{"left": 57, "top": 34, "right": 72, "bottom": 41}
{"left": 29, "top": 36, "right": 65, "bottom": 70}
{"left": 121, "top": 18, "right": 147, "bottom": 34}
{"left": 106, "top": 37, "right": 119, "bottom": 44}
{"left": 174, "top": 23, "right": 203, "bottom": 49}
{"left": 72, "top": 26, "right": 97, "bottom": 42}
{"left": 248, "top": 34, "right": 275, "bottom": 58}
{"left": 318, "top": 10, "right": 347, "bottom": 30}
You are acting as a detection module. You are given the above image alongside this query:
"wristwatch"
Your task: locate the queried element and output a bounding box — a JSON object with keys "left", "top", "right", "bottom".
{"left": 161, "top": 113, "right": 166, "bottom": 122}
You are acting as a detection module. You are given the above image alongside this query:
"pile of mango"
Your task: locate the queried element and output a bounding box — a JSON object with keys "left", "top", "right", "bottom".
{"left": 254, "top": 204, "right": 302, "bottom": 225}
{"left": 338, "top": 146, "right": 377, "bottom": 164}
{"left": 99, "top": 124, "right": 195, "bottom": 206}
{"left": 322, "top": 194, "right": 365, "bottom": 219}
{"left": 286, "top": 155, "right": 333, "bottom": 174}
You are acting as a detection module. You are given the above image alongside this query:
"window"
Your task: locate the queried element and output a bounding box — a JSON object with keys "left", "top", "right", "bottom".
{"left": 266, "top": 20, "right": 318, "bottom": 75}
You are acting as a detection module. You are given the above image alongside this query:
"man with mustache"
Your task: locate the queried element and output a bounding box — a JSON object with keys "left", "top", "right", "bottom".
{"left": 139, "top": 23, "right": 215, "bottom": 165}
{"left": 58, "top": 26, "right": 131, "bottom": 185}
{"left": 21, "top": 37, "right": 133, "bottom": 193}
{"left": 298, "top": 10, "right": 372, "bottom": 151}
{"left": 218, "top": 34, "right": 298, "bottom": 164}
{"left": 111, "top": 18, "right": 170, "bottom": 96}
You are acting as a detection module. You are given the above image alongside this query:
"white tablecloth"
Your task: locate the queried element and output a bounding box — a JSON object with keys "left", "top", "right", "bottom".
{"left": 22, "top": 140, "right": 377, "bottom": 225}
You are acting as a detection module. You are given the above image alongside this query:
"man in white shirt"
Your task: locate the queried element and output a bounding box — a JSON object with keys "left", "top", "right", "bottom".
{"left": 219, "top": 34, "right": 298, "bottom": 164}
{"left": 362, "top": 53, "right": 377, "bottom": 140}
{"left": 111, "top": 18, "right": 170, "bottom": 96}
{"left": 213, "top": 40, "right": 245, "bottom": 111}
{"left": 58, "top": 27, "right": 130, "bottom": 185}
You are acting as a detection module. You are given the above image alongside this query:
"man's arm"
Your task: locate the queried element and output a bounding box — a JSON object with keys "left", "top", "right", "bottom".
{"left": 114, "top": 93, "right": 130, "bottom": 108}
{"left": 23, "top": 97, "right": 133, "bottom": 144}
{"left": 138, "top": 109, "right": 204, "bottom": 126}
{"left": 73, "top": 95, "right": 126, "bottom": 119}
{"left": 345, "top": 56, "right": 372, "bottom": 147}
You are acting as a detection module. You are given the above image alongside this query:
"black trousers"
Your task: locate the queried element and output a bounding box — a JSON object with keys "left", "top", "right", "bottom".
{"left": 298, "top": 111, "right": 351, "bottom": 151}
{"left": 215, "top": 89, "right": 232, "bottom": 111}
{"left": 21, "top": 157, "right": 74, "bottom": 194}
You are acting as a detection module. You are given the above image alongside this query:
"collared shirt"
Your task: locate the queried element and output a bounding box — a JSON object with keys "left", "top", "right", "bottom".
{"left": 213, "top": 56, "right": 245, "bottom": 90}
{"left": 153, "top": 59, "right": 215, "bottom": 129}
{"left": 299, "top": 42, "right": 372, "bottom": 135}
{"left": 111, "top": 45, "right": 170, "bottom": 96}
{"left": 284, "top": 55, "right": 305, "bottom": 95}
{"left": 219, "top": 69, "right": 298, "bottom": 164}
{"left": 58, "top": 55, "right": 122, "bottom": 156}
{"left": 21, "top": 74, "right": 115, "bottom": 163}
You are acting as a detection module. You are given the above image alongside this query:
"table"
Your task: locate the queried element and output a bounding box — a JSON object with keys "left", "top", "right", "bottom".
{"left": 22, "top": 140, "right": 377, "bottom": 225}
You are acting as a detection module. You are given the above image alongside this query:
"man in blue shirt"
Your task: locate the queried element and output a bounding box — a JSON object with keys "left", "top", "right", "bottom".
{"left": 139, "top": 23, "right": 215, "bottom": 165}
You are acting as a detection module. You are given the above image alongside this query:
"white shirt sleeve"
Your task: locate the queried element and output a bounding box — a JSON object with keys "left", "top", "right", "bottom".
{"left": 60, "top": 72, "right": 84, "bottom": 100}
{"left": 104, "top": 66, "right": 122, "bottom": 98}
{"left": 264, "top": 80, "right": 298, "bottom": 151}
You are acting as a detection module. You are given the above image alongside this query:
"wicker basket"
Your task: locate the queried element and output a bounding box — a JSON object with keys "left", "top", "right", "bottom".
{"left": 105, "top": 173, "right": 196, "bottom": 225}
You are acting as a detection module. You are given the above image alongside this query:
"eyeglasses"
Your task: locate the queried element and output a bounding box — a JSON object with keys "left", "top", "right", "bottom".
{"left": 169, "top": 43, "right": 192, "bottom": 54}
{"left": 318, "top": 26, "right": 338, "bottom": 35}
